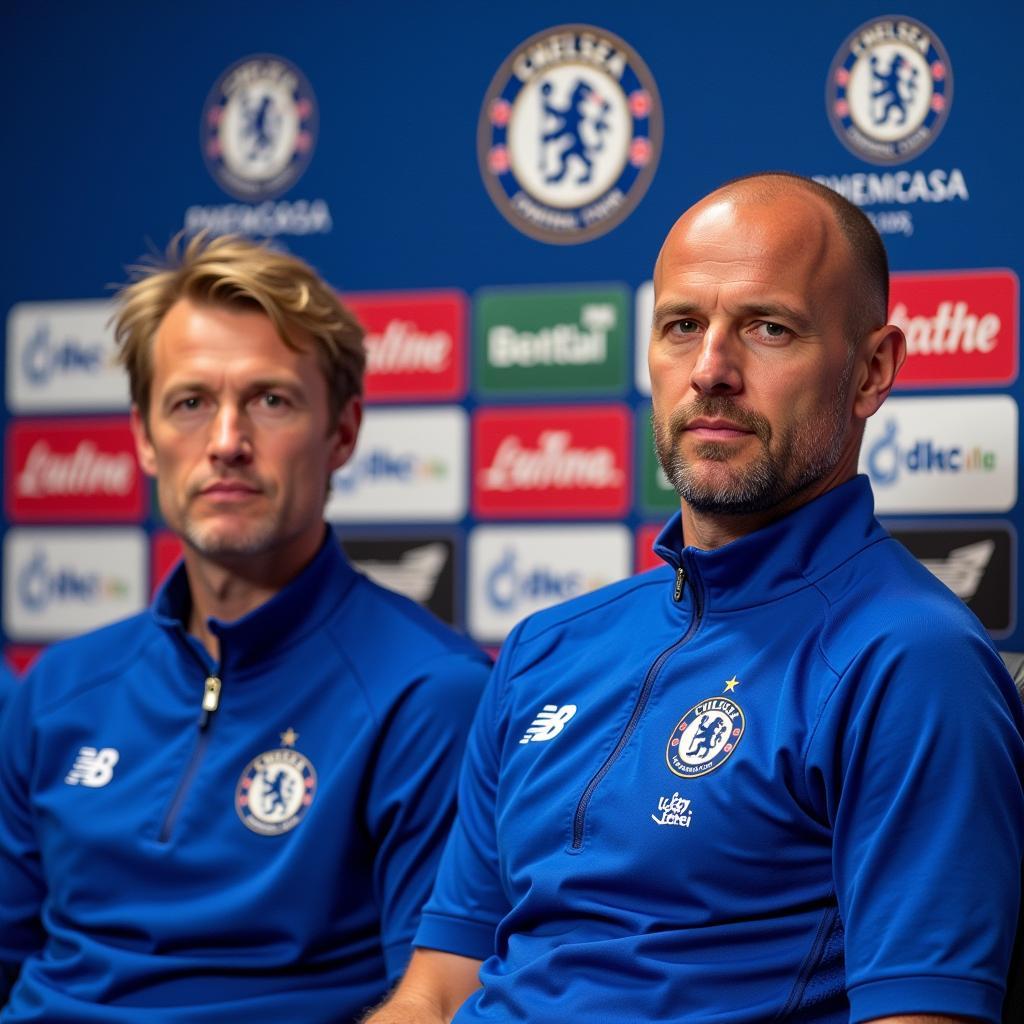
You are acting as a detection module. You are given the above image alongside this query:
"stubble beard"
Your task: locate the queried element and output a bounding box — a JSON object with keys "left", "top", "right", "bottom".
{"left": 652, "top": 359, "right": 855, "bottom": 516}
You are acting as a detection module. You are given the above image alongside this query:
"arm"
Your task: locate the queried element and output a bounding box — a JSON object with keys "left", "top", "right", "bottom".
{"left": 813, "top": 630, "right": 1024, "bottom": 1024}
{"left": 365, "top": 652, "right": 491, "bottom": 982}
{"left": 0, "top": 669, "right": 47, "bottom": 1003}
{"left": 361, "top": 949, "right": 482, "bottom": 1024}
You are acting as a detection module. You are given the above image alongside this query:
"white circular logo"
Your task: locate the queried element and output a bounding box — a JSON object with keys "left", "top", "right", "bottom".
{"left": 826, "top": 16, "right": 952, "bottom": 165}
{"left": 202, "top": 54, "right": 318, "bottom": 200}
{"left": 236, "top": 747, "right": 317, "bottom": 835}
{"left": 666, "top": 697, "right": 745, "bottom": 779}
{"left": 478, "top": 25, "right": 662, "bottom": 244}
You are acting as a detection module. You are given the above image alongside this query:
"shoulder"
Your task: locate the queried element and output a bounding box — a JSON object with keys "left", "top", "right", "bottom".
{"left": 19, "top": 610, "right": 158, "bottom": 716}
{"left": 321, "top": 572, "right": 491, "bottom": 705}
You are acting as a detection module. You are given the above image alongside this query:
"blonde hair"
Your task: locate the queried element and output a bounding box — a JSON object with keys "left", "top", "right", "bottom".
{"left": 113, "top": 232, "right": 365, "bottom": 420}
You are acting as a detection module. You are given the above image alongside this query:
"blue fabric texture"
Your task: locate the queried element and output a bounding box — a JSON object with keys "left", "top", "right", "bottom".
{"left": 417, "top": 475, "right": 1024, "bottom": 1024}
{"left": 0, "top": 533, "right": 490, "bottom": 1023}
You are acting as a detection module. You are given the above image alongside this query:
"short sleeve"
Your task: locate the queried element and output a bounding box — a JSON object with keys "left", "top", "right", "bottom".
{"left": 808, "top": 629, "right": 1024, "bottom": 1023}
{"left": 414, "top": 623, "right": 524, "bottom": 960}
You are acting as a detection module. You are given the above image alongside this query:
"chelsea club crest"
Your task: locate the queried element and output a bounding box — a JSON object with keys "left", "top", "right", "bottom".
{"left": 478, "top": 25, "right": 662, "bottom": 244}
{"left": 236, "top": 744, "right": 317, "bottom": 836}
{"left": 202, "top": 54, "right": 318, "bottom": 201}
{"left": 666, "top": 697, "right": 745, "bottom": 779}
{"left": 826, "top": 16, "right": 953, "bottom": 166}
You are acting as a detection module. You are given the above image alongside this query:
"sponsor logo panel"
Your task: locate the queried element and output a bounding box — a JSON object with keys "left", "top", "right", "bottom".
{"left": 634, "top": 279, "right": 653, "bottom": 395}
{"left": 891, "top": 270, "right": 1018, "bottom": 387}
{"left": 3, "top": 528, "right": 147, "bottom": 641}
{"left": 474, "top": 285, "right": 628, "bottom": 394}
{"left": 468, "top": 524, "right": 631, "bottom": 642}
{"left": 202, "top": 54, "right": 317, "bottom": 201}
{"left": 151, "top": 530, "right": 184, "bottom": 596}
{"left": 473, "top": 405, "right": 631, "bottom": 518}
{"left": 636, "top": 407, "right": 677, "bottom": 515}
{"left": 325, "top": 406, "right": 467, "bottom": 523}
{"left": 826, "top": 16, "right": 952, "bottom": 166}
{"left": 478, "top": 24, "right": 662, "bottom": 244}
{"left": 337, "top": 533, "right": 457, "bottom": 625}
{"left": 861, "top": 396, "right": 1017, "bottom": 513}
{"left": 636, "top": 524, "right": 663, "bottom": 574}
{"left": 6, "top": 301, "right": 128, "bottom": 413}
{"left": 7, "top": 418, "right": 145, "bottom": 523}
{"left": 884, "top": 521, "right": 1015, "bottom": 637}
{"left": 346, "top": 291, "right": 467, "bottom": 402}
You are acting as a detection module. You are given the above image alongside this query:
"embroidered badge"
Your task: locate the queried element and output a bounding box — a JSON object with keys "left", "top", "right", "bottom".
{"left": 666, "top": 697, "right": 745, "bottom": 778}
{"left": 65, "top": 746, "right": 120, "bottom": 787}
{"left": 651, "top": 791, "right": 692, "bottom": 828}
{"left": 519, "top": 703, "right": 577, "bottom": 744}
{"left": 236, "top": 744, "right": 317, "bottom": 835}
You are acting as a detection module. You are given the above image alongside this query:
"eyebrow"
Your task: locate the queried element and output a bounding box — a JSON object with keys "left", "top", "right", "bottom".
{"left": 652, "top": 300, "right": 815, "bottom": 334}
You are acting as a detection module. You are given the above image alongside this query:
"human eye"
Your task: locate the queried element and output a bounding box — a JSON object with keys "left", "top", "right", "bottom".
{"left": 168, "top": 394, "right": 207, "bottom": 417}
{"left": 252, "top": 390, "right": 293, "bottom": 414}
{"left": 666, "top": 318, "right": 702, "bottom": 339}
{"left": 750, "top": 321, "right": 793, "bottom": 344}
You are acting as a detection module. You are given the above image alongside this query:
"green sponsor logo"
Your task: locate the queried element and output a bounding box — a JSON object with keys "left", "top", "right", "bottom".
{"left": 475, "top": 285, "right": 628, "bottom": 394}
{"left": 638, "top": 407, "right": 679, "bottom": 513}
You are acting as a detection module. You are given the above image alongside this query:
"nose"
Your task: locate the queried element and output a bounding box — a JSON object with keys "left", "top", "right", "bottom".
{"left": 689, "top": 323, "right": 743, "bottom": 396}
{"left": 207, "top": 405, "right": 252, "bottom": 466}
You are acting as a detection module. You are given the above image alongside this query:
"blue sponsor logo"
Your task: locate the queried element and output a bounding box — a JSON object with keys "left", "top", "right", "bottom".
{"left": 17, "top": 550, "right": 127, "bottom": 612}
{"left": 22, "top": 324, "right": 104, "bottom": 386}
{"left": 486, "top": 547, "right": 582, "bottom": 611}
{"left": 335, "top": 450, "right": 447, "bottom": 492}
{"left": 867, "top": 419, "right": 996, "bottom": 486}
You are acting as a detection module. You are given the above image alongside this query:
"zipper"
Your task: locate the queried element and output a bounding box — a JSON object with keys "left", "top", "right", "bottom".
{"left": 570, "top": 559, "right": 703, "bottom": 851}
{"left": 158, "top": 674, "right": 222, "bottom": 842}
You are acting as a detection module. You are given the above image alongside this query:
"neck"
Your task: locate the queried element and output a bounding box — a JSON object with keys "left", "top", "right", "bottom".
{"left": 181, "top": 529, "right": 325, "bottom": 659}
{"left": 680, "top": 463, "right": 858, "bottom": 552}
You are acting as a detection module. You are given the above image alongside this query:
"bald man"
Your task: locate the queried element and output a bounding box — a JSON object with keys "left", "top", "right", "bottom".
{"left": 364, "top": 174, "right": 1024, "bottom": 1024}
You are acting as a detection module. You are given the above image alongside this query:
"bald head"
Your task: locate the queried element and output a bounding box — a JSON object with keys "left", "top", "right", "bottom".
{"left": 655, "top": 173, "right": 889, "bottom": 345}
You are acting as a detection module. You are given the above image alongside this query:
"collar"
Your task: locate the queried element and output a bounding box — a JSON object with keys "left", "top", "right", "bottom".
{"left": 152, "top": 529, "right": 358, "bottom": 672}
{"left": 653, "top": 475, "right": 887, "bottom": 612}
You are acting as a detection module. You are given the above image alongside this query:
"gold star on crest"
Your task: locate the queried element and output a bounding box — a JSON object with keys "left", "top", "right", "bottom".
{"left": 723, "top": 676, "right": 740, "bottom": 693}
{"left": 280, "top": 727, "right": 299, "bottom": 747}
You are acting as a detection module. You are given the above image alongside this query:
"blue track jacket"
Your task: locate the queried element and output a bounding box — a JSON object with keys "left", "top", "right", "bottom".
{"left": 0, "top": 533, "right": 490, "bottom": 1022}
{"left": 418, "top": 476, "right": 1024, "bottom": 1023}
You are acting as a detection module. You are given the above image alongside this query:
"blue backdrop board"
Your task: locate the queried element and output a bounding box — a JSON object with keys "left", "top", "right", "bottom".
{"left": 3, "top": 2, "right": 1020, "bottom": 662}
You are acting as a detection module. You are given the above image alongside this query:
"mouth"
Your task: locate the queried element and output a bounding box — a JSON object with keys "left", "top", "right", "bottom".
{"left": 682, "top": 418, "right": 755, "bottom": 442}
{"left": 196, "top": 480, "right": 263, "bottom": 502}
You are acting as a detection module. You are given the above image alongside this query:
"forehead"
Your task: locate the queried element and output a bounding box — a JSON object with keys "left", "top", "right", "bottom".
{"left": 150, "top": 298, "right": 319, "bottom": 386}
{"left": 654, "top": 193, "right": 850, "bottom": 315}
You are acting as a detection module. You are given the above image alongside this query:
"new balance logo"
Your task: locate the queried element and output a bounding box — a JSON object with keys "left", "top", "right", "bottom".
{"left": 519, "top": 704, "right": 577, "bottom": 744}
{"left": 65, "top": 746, "right": 119, "bottom": 787}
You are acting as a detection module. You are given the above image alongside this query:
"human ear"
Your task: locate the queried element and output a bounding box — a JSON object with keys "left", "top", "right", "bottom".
{"left": 328, "top": 395, "right": 362, "bottom": 472}
{"left": 130, "top": 405, "right": 158, "bottom": 478}
{"left": 852, "top": 324, "right": 906, "bottom": 420}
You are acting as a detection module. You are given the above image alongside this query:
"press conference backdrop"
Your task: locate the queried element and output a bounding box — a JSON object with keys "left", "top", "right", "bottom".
{"left": 3, "top": 2, "right": 1021, "bottom": 666}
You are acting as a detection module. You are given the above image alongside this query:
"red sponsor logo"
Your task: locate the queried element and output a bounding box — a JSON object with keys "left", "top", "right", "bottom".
{"left": 635, "top": 524, "right": 663, "bottom": 573}
{"left": 473, "top": 405, "right": 631, "bottom": 518}
{"left": 344, "top": 290, "right": 467, "bottom": 401}
{"left": 6, "top": 418, "right": 145, "bottom": 522}
{"left": 151, "top": 530, "right": 184, "bottom": 595}
{"left": 890, "top": 270, "right": 1018, "bottom": 387}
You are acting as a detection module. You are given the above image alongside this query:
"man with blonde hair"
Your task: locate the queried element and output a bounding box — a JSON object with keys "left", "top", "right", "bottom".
{"left": 0, "top": 234, "right": 489, "bottom": 1023}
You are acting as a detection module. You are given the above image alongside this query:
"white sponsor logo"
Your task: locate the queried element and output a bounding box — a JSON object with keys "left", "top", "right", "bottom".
{"left": 489, "top": 303, "right": 615, "bottom": 368}
{"left": 919, "top": 540, "right": 995, "bottom": 601}
{"left": 183, "top": 198, "right": 333, "bottom": 238}
{"left": 468, "top": 525, "right": 630, "bottom": 642}
{"left": 861, "top": 396, "right": 1017, "bottom": 513}
{"left": 6, "top": 301, "right": 128, "bottom": 412}
{"left": 365, "top": 321, "right": 452, "bottom": 374}
{"left": 814, "top": 168, "right": 968, "bottom": 206}
{"left": 634, "top": 279, "right": 653, "bottom": 395}
{"left": 65, "top": 746, "right": 120, "bottom": 787}
{"left": 651, "top": 792, "right": 692, "bottom": 828}
{"left": 890, "top": 300, "right": 1000, "bottom": 356}
{"left": 3, "top": 528, "right": 146, "bottom": 641}
{"left": 326, "top": 407, "right": 467, "bottom": 522}
{"left": 353, "top": 542, "right": 448, "bottom": 603}
{"left": 519, "top": 703, "right": 577, "bottom": 744}
{"left": 481, "top": 431, "right": 623, "bottom": 491}
{"left": 17, "top": 441, "right": 136, "bottom": 498}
